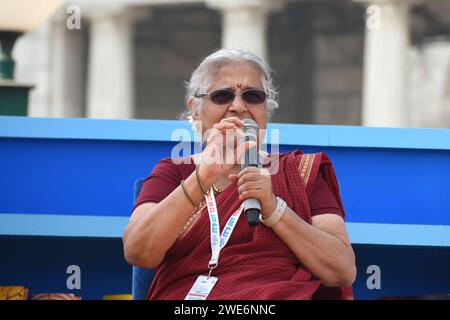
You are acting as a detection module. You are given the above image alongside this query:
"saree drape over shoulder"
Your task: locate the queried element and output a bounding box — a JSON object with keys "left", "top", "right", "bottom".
{"left": 134, "top": 150, "right": 352, "bottom": 300}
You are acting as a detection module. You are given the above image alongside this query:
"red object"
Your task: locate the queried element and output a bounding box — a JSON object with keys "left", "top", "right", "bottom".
{"left": 135, "top": 150, "right": 353, "bottom": 300}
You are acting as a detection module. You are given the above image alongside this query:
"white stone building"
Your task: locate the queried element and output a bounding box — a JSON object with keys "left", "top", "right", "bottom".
{"left": 13, "top": 0, "right": 450, "bottom": 128}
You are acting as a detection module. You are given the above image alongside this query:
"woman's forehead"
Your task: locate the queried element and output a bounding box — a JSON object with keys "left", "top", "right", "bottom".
{"left": 210, "top": 62, "right": 263, "bottom": 89}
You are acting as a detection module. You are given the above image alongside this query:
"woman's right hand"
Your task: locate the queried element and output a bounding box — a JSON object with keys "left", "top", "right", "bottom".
{"left": 199, "top": 117, "right": 256, "bottom": 184}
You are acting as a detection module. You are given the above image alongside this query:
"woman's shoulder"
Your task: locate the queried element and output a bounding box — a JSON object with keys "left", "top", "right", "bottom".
{"left": 264, "top": 149, "right": 304, "bottom": 162}
{"left": 264, "top": 150, "right": 335, "bottom": 174}
{"left": 147, "top": 156, "right": 195, "bottom": 181}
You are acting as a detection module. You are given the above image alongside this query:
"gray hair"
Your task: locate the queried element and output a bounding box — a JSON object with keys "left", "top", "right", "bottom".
{"left": 180, "top": 48, "right": 279, "bottom": 124}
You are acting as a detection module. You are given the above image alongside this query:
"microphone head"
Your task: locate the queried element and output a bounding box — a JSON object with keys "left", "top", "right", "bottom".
{"left": 242, "top": 119, "right": 259, "bottom": 141}
{"left": 241, "top": 119, "right": 259, "bottom": 168}
{"left": 242, "top": 118, "right": 258, "bottom": 129}
{"left": 242, "top": 119, "right": 258, "bottom": 143}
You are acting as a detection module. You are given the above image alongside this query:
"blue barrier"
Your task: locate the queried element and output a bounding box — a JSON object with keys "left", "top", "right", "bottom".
{"left": 0, "top": 116, "right": 449, "bottom": 299}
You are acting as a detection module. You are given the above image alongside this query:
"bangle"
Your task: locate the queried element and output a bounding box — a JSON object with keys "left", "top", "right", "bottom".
{"left": 181, "top": 180, "right": 199, "bottom": 208}
{"left": 212, "top": 184, "right": 221, "bottom": 195}
{"left": 195, "top": 166, "right": 209, "bottom": 195}
{"left": 259, "top": 197, "right": 287, "bottom": 228}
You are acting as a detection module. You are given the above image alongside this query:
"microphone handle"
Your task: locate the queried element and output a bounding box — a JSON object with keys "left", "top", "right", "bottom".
{"left": 244, "top": 198, "right": 261, "bottom": 227}
{"left": 241, "top": 124, "right": 260, "bottom": 227}
{"left": 243, "top": 161, "right": 261, "bottom": 227}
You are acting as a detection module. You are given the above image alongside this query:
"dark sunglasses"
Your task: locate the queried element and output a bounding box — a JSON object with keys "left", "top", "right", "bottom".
{"left": 195, "top": 89, "right": 267, "bottom": 105}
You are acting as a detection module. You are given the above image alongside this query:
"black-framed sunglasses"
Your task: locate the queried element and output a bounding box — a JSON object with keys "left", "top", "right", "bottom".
{"left": 195, "top": 89, "right": 267, "bottom": 105}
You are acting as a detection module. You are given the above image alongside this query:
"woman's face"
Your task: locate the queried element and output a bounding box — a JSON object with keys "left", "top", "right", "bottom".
{"left": 189, "top": 62, "right": 268, "bottom": 140}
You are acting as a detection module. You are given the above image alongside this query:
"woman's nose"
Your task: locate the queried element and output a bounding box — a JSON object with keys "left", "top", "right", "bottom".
{"left": 228, "top": 94, "right": 247, "bottom": 113}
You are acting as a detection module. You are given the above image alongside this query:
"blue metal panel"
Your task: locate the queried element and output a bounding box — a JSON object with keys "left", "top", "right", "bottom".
{"left": 0, "top": 116, "right": 196, "bottom": 142}
{"left": 353, "top": 245, "right": 450, "bottom": 299}
{"left": 1, "top": 214, "right": 449, "bottom": 247}
{"left": 0, "top": 236, "right": 131, "bottom": 300}
{"left": 2, "top": 116, "right": 450, "bottom": 149}
{"left": 0, "top": 138, "right": 175, "bottom": 216}
{"left": 345, "top": 223, "right": 450, "bottom": 247}
{"left": 0, "top": 214, "right": 129, "bottom": 238}
{"left": 1, "top": 140, "right": 450, "bottom": 225}
{"left": 278, "top": 145, "right": 450, "bottom": 225}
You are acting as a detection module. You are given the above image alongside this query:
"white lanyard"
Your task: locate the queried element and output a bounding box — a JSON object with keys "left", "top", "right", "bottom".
{"left": 205, "top": 188, "right": 244, "bottom": 276}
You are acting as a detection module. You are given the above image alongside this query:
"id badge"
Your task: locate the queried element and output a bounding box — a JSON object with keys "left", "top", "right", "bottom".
{"left": 185, "top": 275, "right": 218, "bottom": 300}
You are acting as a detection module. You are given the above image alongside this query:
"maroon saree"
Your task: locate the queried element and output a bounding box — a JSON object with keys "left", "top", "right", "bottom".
{"left": 139, "top": 150, "right": 353, "bottom": 300}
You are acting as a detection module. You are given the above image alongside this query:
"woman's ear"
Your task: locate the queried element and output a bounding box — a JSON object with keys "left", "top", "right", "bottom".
{"left": 187, "top": 98, "right": 203, "bottom": 139}
{"left": 187, "top": 98, "right": 200, "bottom": 122}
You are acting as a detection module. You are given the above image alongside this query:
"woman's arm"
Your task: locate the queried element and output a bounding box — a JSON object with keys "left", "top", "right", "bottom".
{"left": 272, "top": 210, "right": 356, "bottom": 287}
{"left": 234, "top": 167, "right": 356, "bottom": 288}
{"left": 122, "top": 165, "right": 217, "bottom": 268}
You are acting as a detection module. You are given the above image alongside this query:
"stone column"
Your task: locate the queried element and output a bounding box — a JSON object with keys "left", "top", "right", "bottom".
{"left": 205, "top": 0, "right": 285, "bottom": 60}
{"left": 13, "top": 21, "right": 52, "bottom": 117}
{"left": 49, "top": 9, "right": 86, "bottom": 118}
{"left": 86, "top": 7, "right": 145, "bottom": 119}
{"left": 357, "top": 0, "right": 413, "bottom": 127}
{"left": 408, "top": 40, "right": 450, "bottom": 128}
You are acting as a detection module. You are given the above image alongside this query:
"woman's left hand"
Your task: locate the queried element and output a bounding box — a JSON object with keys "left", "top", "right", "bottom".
{"left": 229, "top": 167, "right": 277, "bottom": 218}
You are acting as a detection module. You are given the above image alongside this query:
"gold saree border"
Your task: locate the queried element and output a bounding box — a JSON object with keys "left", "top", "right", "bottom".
{"left": 298, "top": 153, "right": 316, "bottom": 188}
{"left": 177, "top": 201, "right": 206, "bottom": 240}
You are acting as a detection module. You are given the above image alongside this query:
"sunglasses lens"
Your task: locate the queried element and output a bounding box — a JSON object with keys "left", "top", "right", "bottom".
{"left": 243, "top": 90, "right": 266, "bottom": 104}
{"left": 210, "top": 90, "right": 234, "bottom": 105}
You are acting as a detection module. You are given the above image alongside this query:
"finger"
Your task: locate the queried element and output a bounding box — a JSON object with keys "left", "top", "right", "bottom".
{"left": 239, "top": 189, "right": 263, "bottom": 200}
{"left": 205, "top": 130, "right": 223, "bottom": 146}
{"left": 220, "top": 117, "right": 244, "bottom": 128}
{"left": 223, "top": 129, "right": 242, "bottom": 165}
{"left": 225, "top": 129, "right": 245, "bottom": 165}
{"left": 228, "top": 173, "right": 239, "bottom": 182}
{"left": 238, "top": 168, "right": 263, "bottom": 182}
{"left": 206, "top": 124, "right": 238, "bottom": 146}
{"left": 235, "top": 127, "right": 245, "bottom": 138}
{"left": 235, "top": 140, "right": 257, "bottom": 162}
{"left": 217, "top": 126, "right": 241, "bottom": 147}
{"left": 239, "top": 167, "right": 270, "bottom": 177}
{"left": 237, "top": 172, "right": 263, "bottom": 185}
{"left": 238, "top": 166, "right": 260, "bottom": 177}
{"left": 214, "top": 122, "right": 238, "bottom": 133}
{"left": 238, "top": 181, "right": 263, "bottom": 195}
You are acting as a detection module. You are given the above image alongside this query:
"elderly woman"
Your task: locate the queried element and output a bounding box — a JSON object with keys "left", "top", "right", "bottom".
{"left": 123, "top": 49, "right": 356, "bottom": 300}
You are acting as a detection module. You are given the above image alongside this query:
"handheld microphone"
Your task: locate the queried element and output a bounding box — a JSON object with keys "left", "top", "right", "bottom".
{"left": 241, "top": 119, "right": 261, "bottom": 227}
